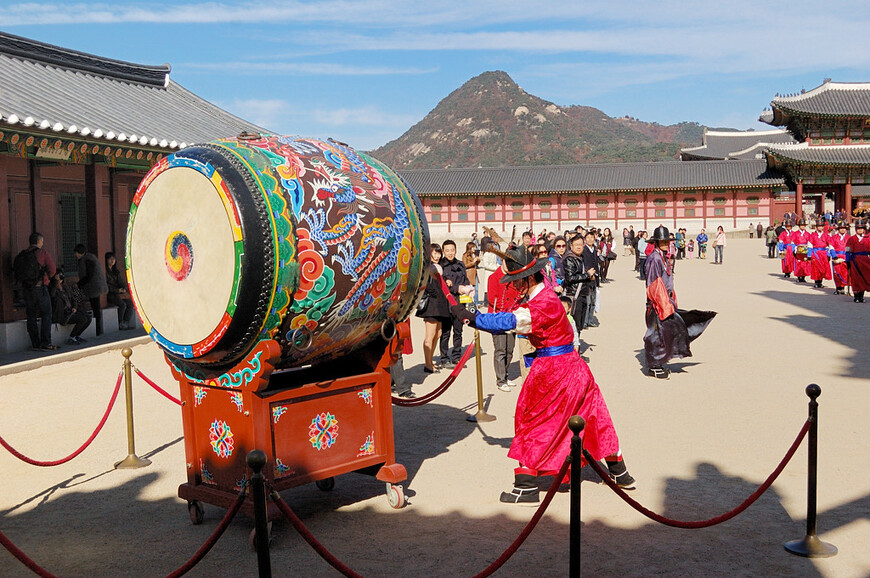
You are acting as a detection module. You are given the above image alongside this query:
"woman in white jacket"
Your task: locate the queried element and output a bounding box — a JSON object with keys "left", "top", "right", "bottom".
{"left": 478, "top": 239, "right": 501, "bottom": 306}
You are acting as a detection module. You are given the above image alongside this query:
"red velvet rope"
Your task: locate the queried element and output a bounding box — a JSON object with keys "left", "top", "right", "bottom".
{"left": 585, "top": 419, "right": 811, "bottom": 529}
{"left": 0, "top": 371, "right": 123, "bottom": 466}
{"left": 271, "top": 491, "right": 364, "bottom": 578}
{"left": 471, "top": 457, "right": 571, "bottom": 578}
{"left": 391, "top": 340, "right": 476, "bottom": 407}
{"left": 0, "top": 529, "right": 58, "bottom": 577}
{"left": 165, "top": 488, "right": 247, "bottom": 578}
{"left": 133, "top": 367, "right": 183, "bottom": 406}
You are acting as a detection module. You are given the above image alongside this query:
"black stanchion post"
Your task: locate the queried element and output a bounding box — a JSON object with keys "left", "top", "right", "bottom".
{"left": 784, "top": 384, "right": 837, "bottom": 558}
{"left": 247, "top": 450, "right": 273, "bottom": 577}
{"left": 568, "top": 415, "right": 585, "bottom": 578}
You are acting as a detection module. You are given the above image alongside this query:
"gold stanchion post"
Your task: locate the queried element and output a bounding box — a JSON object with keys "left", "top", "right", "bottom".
{"left": 467, "top": 329, "right": 495, "bottom": 423}
{"left": 114, "top": 347, "right": 152, "bottom": 469}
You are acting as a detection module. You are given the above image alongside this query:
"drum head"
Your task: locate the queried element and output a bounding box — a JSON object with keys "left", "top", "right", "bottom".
{"left": 128, "top": 163, "right": 240, "bottom": 356}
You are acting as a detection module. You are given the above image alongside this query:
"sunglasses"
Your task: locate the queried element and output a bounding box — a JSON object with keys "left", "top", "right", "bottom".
{"left": 555, "top": 243, "right": 566, "bottom": 248}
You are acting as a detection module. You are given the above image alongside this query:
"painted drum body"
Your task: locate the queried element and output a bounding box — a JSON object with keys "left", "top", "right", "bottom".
{"left": 126, "top": 135, "right": 429, "bottom": 371}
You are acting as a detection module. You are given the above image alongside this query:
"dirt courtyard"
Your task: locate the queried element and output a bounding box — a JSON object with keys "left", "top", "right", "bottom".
{"left": 1, "top": 238, "right": 868, "bottom": 577}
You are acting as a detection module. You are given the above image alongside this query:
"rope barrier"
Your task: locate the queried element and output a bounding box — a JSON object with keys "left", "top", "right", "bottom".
{"left": 268, "top": 456, "right": 570, "bottom": 578}
{"left": 270, "top": 490, "right": 364, "bottom": 578}
{"left": 0, "top": 371, "right": 123, "bottom": 467}
{"left": 133, "top": 366, "right": 183, "bottom": 406}
{"left": 165, "top": 487, "right": 247, "bottom": 578}
{"left": 584, "top": 419, "right": 811, "bottom": 529}
{"left": 391, "top": 340, "right": 476, "bottom": 407}
{"left": 0, "top": 529, "right": 58, "bottom": 578}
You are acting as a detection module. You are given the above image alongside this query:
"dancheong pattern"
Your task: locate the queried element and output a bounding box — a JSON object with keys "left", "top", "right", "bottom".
{"left": 208, "top": 420, "right": 235, "bottom": 458}
{"left": 357, "top": 388, "right": 373, "bottom": 407}
{"left": 308, "top": 412, "right": 339, "bottom": 450}
{"left": 357, "top": 432, "right": 375, "bottom": 457}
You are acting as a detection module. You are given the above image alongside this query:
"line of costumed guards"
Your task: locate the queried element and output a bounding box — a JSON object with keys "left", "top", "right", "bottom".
{"left": 777, "top": 218, "right": 870, "bottom": 303}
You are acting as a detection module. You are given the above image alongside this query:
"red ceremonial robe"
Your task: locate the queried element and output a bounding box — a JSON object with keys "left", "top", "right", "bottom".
{"left": 790, "top": 229, "right": 812, "bottom": 277}
{"left": 829, "top": 232, "right": 851, "bottom": 288}
{"left": 809, "top": 231, "right": 831, "bottom": 281}
{"left": 778, "top": 229, "right": 795, "bottom": 274}
{"left": 846, "top": 233, "right": 870, "bottom": 293}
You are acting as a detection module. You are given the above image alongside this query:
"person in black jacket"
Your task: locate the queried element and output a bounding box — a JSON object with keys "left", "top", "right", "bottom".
{"left": 49, "top": 269, "right": 92, "bottom": 345}
{"left": 581, "top": 232, "right": 600, "bottom": 328}
{"left": 415, "top": 244, "right": 451, "bottom": 373}
{"left": 438, "top": 239, "right": 470, "bottom": 368}
{"left": 561, "top": 234, "right": 590, "bottom": 338}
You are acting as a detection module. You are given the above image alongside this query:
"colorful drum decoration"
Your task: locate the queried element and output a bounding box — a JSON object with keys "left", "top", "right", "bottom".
{"left": 126, "top": 135, "right": 429, "bottom": 370}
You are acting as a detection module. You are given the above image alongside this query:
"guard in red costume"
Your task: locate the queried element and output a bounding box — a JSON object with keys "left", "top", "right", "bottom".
{"left": 778, "top": 222, "right": 796, "bottom": 278}
{"left": 643, "top": 226, "right": 717, "bottom": 379}
{"left": 452, "top": 246, "right": 635, "bottom": 503}
{"left": 846, "top": 220, "right": 870, "bottom": 303}
{"left": 809, "top": 221, "right": 832, "bottom": 288}
{"left": 791, "top": 220, "right": 812, "bottom": 282}
{"left": 828, "top": 221, "right": 851, "bottom": 295}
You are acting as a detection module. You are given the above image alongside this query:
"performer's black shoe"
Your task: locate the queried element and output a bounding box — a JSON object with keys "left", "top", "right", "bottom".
{"left": 797, "top": 277, "right": 806, "bottom": 283}
{"left": 815, "top": 280, "right": 823, "bottom": 288}
{"left": 647, "top": 366, "right": 669, "bottom": 379}
{"left": 784, "top": 273, "right": 791, "bottom": 278}
{"left": 605, "top": 460, "right": 637, "bottom": 490}
{"left": 834, "top": 288, "right": 842, "bottom": 295}
{"left": 500, "top": 472, "right": 540, "bottom": 504}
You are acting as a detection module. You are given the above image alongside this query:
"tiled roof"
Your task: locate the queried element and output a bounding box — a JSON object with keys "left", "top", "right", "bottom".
{"left": 399, "top": 160, "right": 784, "bottom": 196}
{"left": 764, "top": 81, "right": 870, "bottom": 119}
{"left": 0, "top": 31, "right": 269, "bottom": 151}
{"left": 681, "top": 129, "right": 795, "bottom": 160}
{"left": 765, "top": 143, "right": 870, "bottom": 165}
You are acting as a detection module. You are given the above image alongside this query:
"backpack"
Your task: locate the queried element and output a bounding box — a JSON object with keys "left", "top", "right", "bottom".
{"left": 13, "top": 247, "right": 43, "bottom": 288}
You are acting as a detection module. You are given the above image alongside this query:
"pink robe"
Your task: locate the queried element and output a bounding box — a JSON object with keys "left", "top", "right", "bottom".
{"left": 508, "top": 288, "right": 619, "bottom": 471}
{"left": 829, "top": 233, "right": 851, "bottom": 288}
{"left": 809, "top": 231, "right": 831, "bottom": 281}
{"left": 790, "top": 229, "right": 812, "bottom": 277}
{"left": 778, "top": 229, "right": 795, "bottom": 274}
{"left": 846, "top": 234, "right": 870, "bottom": 293}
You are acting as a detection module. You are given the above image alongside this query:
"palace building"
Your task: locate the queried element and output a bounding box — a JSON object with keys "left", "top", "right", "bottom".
{"left": 0, "top": 31, "right": 266, "bottom": 351}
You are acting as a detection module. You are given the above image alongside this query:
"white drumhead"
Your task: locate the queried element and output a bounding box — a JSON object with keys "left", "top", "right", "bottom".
{"left": 128, "top": 166, "right": 238, "bottom": 347}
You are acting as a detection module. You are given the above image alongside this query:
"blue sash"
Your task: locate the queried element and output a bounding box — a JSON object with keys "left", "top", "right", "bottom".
{"left": 523, "top": 343, "right": 575, "bottom": 368}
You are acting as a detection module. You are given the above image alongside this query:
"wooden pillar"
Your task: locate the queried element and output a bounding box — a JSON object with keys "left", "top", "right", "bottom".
{"left": 642, "top": 191, "right": 648, "bottom": 230}
{"left": 673, "top": 190, "right": 678, "bottom": 230}
{"left": 732, "top": 190, "right": 737, "bottom": 229}
{"left": 501, "top": 195, "right": 506, "bottom": 234}
{"left": 529, "top": 194, "right": 534, "bottom": 235}
{"left": 702, "top": 190, "right": 707, "bottom": 229}
{"left": 0, "top": 156, "right": 12, "bottom": 321}
{"left": 845, "top": 181, "right": 853, "bottom": 218}
{"left": 557, "top": 193, "right": 563, "bottom": 232}
{"left": 795, "top": 180, "right": 804, "bottom": 218}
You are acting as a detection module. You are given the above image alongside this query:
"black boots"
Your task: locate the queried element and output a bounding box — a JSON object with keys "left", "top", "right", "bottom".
{"left": 605, "top": 459, "right": 636, "bottom": 490}
{"left": 648, "top": 366, "right": 669, "bottom": 379}
{"left": 814, "top": 280, "right": 823, "bottom": 288}
{"left": 854, "top": 291, "right": 865, "bottom": 303}
{"left": 500, "top": 469, "right": 540, "bottom": 503}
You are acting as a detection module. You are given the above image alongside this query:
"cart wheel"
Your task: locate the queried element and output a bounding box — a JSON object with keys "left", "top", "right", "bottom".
{"left": 386, "top": 483, "right": 405, "bottom": 509}
{"left": 187, "top": 500, "right": 204, "bottom": 525}
{"left": 315, "top": 477, "right": 335, "bottom": 492}
{"left": 249, "top": 521, "right": 273, "bottom": 551}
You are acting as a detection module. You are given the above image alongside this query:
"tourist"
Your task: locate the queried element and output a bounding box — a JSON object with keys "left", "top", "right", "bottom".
{"left": 643, "top": 226, "right": 716, "bottom": 379}
{"left": 696, "top": 229, "right": 708, "bottom": 259}
{"left": 451, "top": 246, "right": 637, "bottom": 503}
{"left": 462, "top": 241, "right": 480, "bottom": 305}
{"left": 537, "top": 243, "right": 562, "bottom": 294}
{"left": 13, "top": 232, "right": 58, "bottom": 351}
{"left": 50, "top": 269, "right": 92, "bottom": 345}
{"left": 598, "top": 228, "right": 615, "bottom": 282}
{"left": 562, "top": 234, "right": 590, "bottom": 339}
{"left": 582, "top": 232, "right": 600, "bottom": 328}
{"left": 765, "top": 226, "right": 778, "bottom": 258}
{"left": 757, "top": 223, "right": 764, "bottom": 239}
{"left": 105, "top": 252, "right": 136, "bottom": 330}
{"left": 487, "top": 257, "right": 522, "bottom": 392}
{"left": 713, "top": 226, "right": 726, "bottom": 264}
{"left": 478, "top": 236, "right": 501, "bottom": 306}
{"left": 548, "top": 235, "right": 568, "bottom": 285}
{"left": 415, "top": 244, "right": 451, "bottom": 373}
{"left": 622, "top": 227, "right": 633, "bottom": 256}
{"left": 846, "top": 220, "right": 870, "bottom": 303}
{"left": 439, "top": 240, "right": 470, "bottom": 368}
{"left": 74, "top": 244, "right": 108, "bottom": 336}
{"left": 749, "top": 223, "right": 755, "bottom": 238}
{"left": 637, "top": 231, "right": 649, "bottom": 280}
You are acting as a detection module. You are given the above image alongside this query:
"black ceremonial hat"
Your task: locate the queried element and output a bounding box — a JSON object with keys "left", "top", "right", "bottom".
{"left": 500, "top": 246, "right": 548, "bottom": 284}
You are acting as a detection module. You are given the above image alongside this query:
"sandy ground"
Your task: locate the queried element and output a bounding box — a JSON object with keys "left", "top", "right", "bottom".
{"left": 1, "top": 238, "right": 868, "bottom": 577}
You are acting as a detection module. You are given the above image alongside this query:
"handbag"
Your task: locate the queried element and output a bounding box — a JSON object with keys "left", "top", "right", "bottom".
{"left": 606, "top": 251, "right": 617, "bottom": 260}
{"left": 416, "top": 292, "right": 430, "bottom": 314}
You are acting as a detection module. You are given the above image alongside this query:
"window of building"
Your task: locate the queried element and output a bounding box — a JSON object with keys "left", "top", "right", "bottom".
{"left": 484, "top": 202, "right": 496, "bottom": 221}
{"left": 567, "top": 200, "right": 580, "bottom": 209}
{"left": 431, "top": 213, "right": 441, "bottom": 222}
{"left": 624, "top": 198, "right": 638, "bottom": 207}
{"left": 511, "top": 201, "right": 524, "bottom": 221}
{"left": 713, "top": 197, "right": 727, "bottom": 205}
{"left": 597, "top": 210, "right": 608, "bottom": 218}
{"left": 653, "top": 198, "right": 667, "bottom": 207}
{"left": 457, "top": 202, "right": 469, "bottom": 221}
{"left": 539, "top": 200, "right": 551, "bottom": 220}
{"left": 595, "top": 199, "right": 608, "bottom": 208}
{"left": 684, "top": 208, "right": 695, "bottom": 217}
{"left": 746, "top": 196, "right": 760, "bottom": 204}
{"left": 58, "top": 192, "right": 87, "bottom": 271}
{"left": 626, "top": 209, "right": 636, "bottom": 218}
{"left": 655, "top": 209, "right": 666, "bottom": 218}
{"left": 683, "top": 198, "right": 697, "bottom": 206}
{"left": 568, "top": 211, "right": 579, "bottom": 219}
{"left": 748, "top": 207, "right": 758, "bottom": 216}
{"left": 714, "top": 208, "right": 725, "bottom": 216}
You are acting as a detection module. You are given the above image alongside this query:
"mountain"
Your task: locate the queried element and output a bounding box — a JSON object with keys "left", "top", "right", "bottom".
{"left": 370, "top": 70, "right": 710, "bottom": 169}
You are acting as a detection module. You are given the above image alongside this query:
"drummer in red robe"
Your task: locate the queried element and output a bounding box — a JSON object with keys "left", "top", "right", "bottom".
{"left": 452, "top": 246, "right": 636, "bottom": 503}
{"left": 790, "top": 220, "right": 813, "bottom": 282}
{"left": 828, "top": 221, "right": 851, "bottom": 295}
{"left": 846, "top": 220, "right": 870, "bottom": 303}
{"left": 808, "top": 221, "right": 832, "bottom": 288}
{"left": 778, "top": 221, "right": 796, "bottom": 278}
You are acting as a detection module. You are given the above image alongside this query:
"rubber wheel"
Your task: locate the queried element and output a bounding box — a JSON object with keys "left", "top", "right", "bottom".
{"left": 249, "top": 521, "right": 273, "bottom": 551}
{"left": 187, "top": 501, "right": 204, "bottom": 525}
{"left": 386, "top": 483, "right": 405, "bottom": 509}
{"left": 315, "top": 477, "right": 335, "bottom": 492}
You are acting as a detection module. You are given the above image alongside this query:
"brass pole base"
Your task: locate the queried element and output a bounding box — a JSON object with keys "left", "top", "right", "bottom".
{"left": 784, "top": 535, "right": 838, "bottom": 558}
{"left": 467, "top": 411, "right": 496, "bottom": 423}
{"left": 114, "top": 454, "right": 152, "bottom": 469}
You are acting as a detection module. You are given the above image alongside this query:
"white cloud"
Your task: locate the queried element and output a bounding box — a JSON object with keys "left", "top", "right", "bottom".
{"left": 184, "top": 61, "right": 436, "bottom": 76}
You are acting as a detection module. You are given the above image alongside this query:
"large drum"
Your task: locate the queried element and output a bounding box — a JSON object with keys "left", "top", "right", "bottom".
{"left": 126, "top": 135, "right": 429, "bottom": 371}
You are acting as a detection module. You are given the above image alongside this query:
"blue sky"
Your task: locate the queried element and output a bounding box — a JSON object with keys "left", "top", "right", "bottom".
{"left": 3, "top": 1, "right": 870, "bottom": 151}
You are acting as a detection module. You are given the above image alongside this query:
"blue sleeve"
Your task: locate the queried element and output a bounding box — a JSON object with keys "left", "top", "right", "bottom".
{"left": 474, "top": 312, "right": 517, "bottom": 334}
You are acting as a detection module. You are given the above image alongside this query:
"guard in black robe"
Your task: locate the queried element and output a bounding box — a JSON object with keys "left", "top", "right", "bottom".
{"left": 643, "top": 226, "right": 716, "bottom": 378}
